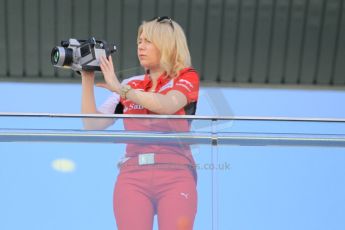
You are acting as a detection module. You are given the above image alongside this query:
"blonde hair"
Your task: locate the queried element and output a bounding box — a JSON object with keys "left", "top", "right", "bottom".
{"left": 137, "top": 18, "right": 191, "bottom": 77}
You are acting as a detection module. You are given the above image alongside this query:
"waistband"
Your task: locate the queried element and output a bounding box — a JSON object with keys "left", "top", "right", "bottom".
{"left": 118, "top": 153, "right": 193, "bottom": 169}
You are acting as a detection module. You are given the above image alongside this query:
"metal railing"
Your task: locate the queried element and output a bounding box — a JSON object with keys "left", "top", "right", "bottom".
{"left": 1, "top": 113, "right": 345, "bottom": 147}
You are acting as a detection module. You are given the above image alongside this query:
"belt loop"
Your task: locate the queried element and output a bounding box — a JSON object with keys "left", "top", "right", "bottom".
{"left": 117, "top": 157, "right": 130, "bottom": 169}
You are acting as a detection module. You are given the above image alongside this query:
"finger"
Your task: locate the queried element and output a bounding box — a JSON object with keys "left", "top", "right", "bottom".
{"left": 99, "top": 56, "right": 105, "bottom": 67}
{"left": 102, "top": 56, "right": 111, "bottom": 72}
{"left": 104, "top": 55, "right": 112, "bottom": 67}
{"left": 108, "top": 56, "right": 114, "bottom": 68}
{"left": 109, "top": 56, "right": 116, "bottom": 72}
{"left": 100, "top": 61, "right": 106, "bottom": 73}
{"left": 100, "top": 57, "right": 110, "bottom": 73}
{"left": 102, "top": 55, "right": 108, "bottom": 64}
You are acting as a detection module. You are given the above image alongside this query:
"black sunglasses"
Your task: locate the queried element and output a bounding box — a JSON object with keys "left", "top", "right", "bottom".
{"left": 151, "top": 16, "right": 174, "bottom": 30}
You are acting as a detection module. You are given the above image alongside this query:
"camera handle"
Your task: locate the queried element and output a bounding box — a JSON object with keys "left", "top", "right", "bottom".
{"left": 98, "top": 39, "right": 117, "bottom": 57}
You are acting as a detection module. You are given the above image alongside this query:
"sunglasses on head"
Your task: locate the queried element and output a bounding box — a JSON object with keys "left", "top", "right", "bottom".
{"left": 151, "top": 16, "right": 174, "bottom": 30}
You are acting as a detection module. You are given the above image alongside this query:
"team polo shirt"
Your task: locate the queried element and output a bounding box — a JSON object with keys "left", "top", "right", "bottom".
{"left": 98, "top": 67, "right": 199, "bottom": 164}
{"left": 120, "top": 67, "right": 199, "bottom": 115}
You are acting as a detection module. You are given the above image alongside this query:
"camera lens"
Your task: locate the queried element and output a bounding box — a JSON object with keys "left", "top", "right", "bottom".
{"left": 51, "top": 47, "right": 73, "bottom": 67}
{"left": 51, "top": 48, "right": 60, "bottom": 65}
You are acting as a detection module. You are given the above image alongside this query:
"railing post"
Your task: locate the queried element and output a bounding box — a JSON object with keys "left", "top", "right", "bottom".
{"left": 211, "top": 118, "right": 219, "bottom": 230}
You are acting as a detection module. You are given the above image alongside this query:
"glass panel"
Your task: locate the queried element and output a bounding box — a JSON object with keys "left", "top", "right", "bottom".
{"left": 216, "top": 119, "right": 345, "bottom": 229}
{"left": 1, "top": 142, "right": 119, "bottom": 229}
{"left": 218, "top": 145, "right": 345, "bottom": 230}
{"left": 0, "top": 115, "right": 214, "bottom": 230}
{"left": 1, "top": 115, "right": 344, "bottom": 230}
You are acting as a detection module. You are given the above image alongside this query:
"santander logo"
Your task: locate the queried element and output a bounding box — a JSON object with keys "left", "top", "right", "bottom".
{"left": 128, "top": 103, "right": 144, "bottom": 110}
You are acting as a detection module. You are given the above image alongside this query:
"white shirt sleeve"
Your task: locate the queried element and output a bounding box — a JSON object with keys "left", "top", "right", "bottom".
{"left": 97, "top": 93, "right": 120, "bottom": 114}
{"left": 97, "top": 74, "right": 145, "bottom": 114}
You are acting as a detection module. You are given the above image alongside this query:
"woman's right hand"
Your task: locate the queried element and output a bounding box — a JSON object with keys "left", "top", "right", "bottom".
{"left": 98, "top": 55, "right": 121, "bottom": 93}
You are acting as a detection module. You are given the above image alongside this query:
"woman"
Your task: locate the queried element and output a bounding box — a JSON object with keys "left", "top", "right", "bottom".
{"left": 81, "top": 16, "right": 199, "bottom": 230}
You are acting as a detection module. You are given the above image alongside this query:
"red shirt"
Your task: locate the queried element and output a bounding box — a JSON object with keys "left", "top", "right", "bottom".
{"left": 119, "top": 67, "right": 199, "bottom": 163}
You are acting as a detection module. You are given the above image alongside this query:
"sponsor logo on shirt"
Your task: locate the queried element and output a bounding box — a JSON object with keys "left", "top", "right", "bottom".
{"left": 124, "top": 103, "right": 145, "bottom": 112}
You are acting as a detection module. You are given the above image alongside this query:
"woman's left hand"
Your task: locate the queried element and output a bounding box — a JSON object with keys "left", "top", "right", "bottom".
{"left": 97, "top": 55, "right": 121, "bottom": 93}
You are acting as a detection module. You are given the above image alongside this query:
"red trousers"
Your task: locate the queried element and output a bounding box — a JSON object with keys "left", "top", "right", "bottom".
{"left": 113, "top": 165, "right": 197, "bottom": 230}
